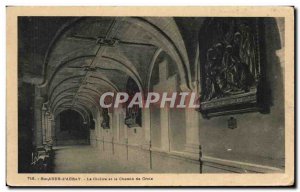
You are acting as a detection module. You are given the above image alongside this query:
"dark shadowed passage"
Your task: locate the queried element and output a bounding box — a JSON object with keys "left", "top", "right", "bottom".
{"left": 54, "top": 110, "right": 90, "bottom": 146}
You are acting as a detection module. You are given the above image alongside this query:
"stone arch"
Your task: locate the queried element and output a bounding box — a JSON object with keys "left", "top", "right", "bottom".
{"left": 39, "top": 17, "right": 192, "bottom": 90}
{"left": 53, "top": 109, "right": 90, "bottom": 146}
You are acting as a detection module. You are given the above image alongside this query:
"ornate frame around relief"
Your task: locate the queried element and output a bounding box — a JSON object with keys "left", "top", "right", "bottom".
{"left": 198, "top": 18, "right": 268, "bottom": 118}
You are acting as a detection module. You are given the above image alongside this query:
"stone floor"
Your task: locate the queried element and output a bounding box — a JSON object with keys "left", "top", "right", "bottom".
{"left": 52, "top": 145, "right": 147, "bottom": 173}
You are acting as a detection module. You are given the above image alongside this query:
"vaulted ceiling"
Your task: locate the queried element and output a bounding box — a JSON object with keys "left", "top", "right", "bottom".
{"left": 19, "top": 17, "right": 204, "bottom": 118}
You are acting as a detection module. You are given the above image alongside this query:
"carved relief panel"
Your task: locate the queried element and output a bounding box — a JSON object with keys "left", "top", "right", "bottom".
{"left": 198, "top": 18, "right": 267, "bottom": 118}
{"left": 125, "top": 77, "right": 142, "bottom": 128}
{"left": 101, "top": 108, "right": 110, "bottom": 129}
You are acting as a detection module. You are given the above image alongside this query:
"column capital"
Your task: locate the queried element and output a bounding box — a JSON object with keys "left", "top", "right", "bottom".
{"left": 179, "top": 83, "right": 191, "bottom": 92}
{"left": 180, "top": 80, "right": 200, "bottom": 93}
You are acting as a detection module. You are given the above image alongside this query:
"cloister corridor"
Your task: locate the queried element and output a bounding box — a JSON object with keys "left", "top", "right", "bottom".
{"left": 17, "top": 17, "right": 285, "bottom": 174}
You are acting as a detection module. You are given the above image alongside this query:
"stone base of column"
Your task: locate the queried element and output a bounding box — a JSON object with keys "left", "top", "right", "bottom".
{"left": 141, "top": 141, "right": 151, "bottom": 150}
{"left": 184, "top": 143, "right": 201, "bottom": 159}
{"left": 44, "top": 138, "right": 53, "bottom": 150}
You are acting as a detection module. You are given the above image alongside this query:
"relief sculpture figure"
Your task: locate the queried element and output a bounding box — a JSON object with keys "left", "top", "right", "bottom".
{"left": 201, "top": 19, "right": 258, "bottom": 101}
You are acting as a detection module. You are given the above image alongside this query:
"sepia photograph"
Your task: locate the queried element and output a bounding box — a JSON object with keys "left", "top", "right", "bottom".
{"left": 6, "top": 6, "right": 294, "bottom": 187}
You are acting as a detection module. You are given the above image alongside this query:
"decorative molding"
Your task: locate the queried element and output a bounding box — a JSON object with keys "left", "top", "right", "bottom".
{"left": 202, "top": 155, "right": 284, "bottom": 173}
{"left": 92, "top": 140, "right": 284, "bottom": 173}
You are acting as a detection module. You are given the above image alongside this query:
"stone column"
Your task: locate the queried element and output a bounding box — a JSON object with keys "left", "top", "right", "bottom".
{"left": 96, "top": 113, "right": 101, "bottom": 138}
{"left": 54, "top": 115, "right": 60, "bottom": 145}
{"left": 124, "top": 121, "right": 128, "bottom": 142}
{"left": 34, "top": 95, "right": 44, "bottom": 147}
{"left": 184, "top": 108, "right": 200, "bottom": 154}
{"left": 50, "top": 114, "right": 55, "bottom": 144}
{"left": 160, "top": 108, "right": 170, "bottom": 151}
{"left": 114, "top": 108, "right": 121, "bottom": 142}
{"left": 152, "top": 60, "right": 175, "bottom": 152}
{"left": 47, "top": 114, "right": 52, "bottom": 141}
{"left": 142, "top": 108, "right": 151, "bottom": 149}
{"left": 183, "top": 81, "right": 201, "bottom": 157}
{"left": 43, "top": 111, "right": 52, "bottom": 144}
{"left": 45, "top": 113, "right": 54, "bottom": 145}
{"left": 41, "top": 107, "right": 47, "bottom": 145}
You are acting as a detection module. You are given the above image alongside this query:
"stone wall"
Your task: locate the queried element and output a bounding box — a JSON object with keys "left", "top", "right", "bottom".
{"left": 198, "top": 17, "right": 285, "bottom": 172}
{"left": 89, "top": 18, "right": 285, "bottom": 173}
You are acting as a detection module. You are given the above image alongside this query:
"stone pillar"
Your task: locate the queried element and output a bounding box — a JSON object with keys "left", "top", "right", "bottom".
{"left": 45, "top": 114, "right": 49, "bottom": 140}
{"left": 111, "top": 109, "right": 120, "bottom": 142}
{"left": 34, "top": 94, "right": 44, "bottom": 147}
{"left": 99, "top": 115, "right": 104, "bottom": 143}
{"left": 124, "top": 121, "right": 128, "bottom": 142}
{"left": 142, "top": 108, "right": 151, "bottom": 149}
{"left": 96, "top": 113, "right": 101, "bottom": 138}
{"left": 152, "top": 60, "right": 176, "bottom": 152}
{"left": 45, "top": 113, "right": 54, "bottom": 145}
{"left": 50, "top": 114, "right": 55, "bottom": 144}
{"left": 114, "top": 109, "right": 121, "bottom": 142}
{"left": 54, "top": 115, "right": 60, "bottom": 145}
{"left": 41, "top": 107, "right": 47, "bottom": 145}
{"left": 183, "top": 81, "right": 201, "bottom": 157}
{"left": 184, "top": 108, "right": 200, "bottom": 154}
{"left": 118, "top": 107, "right": 127, "bottom": 143}
{"left": 47, "top": 114, "right": 51, "bottom": 141}
{"left": 43, "top": 111, "right": 50, "bottom": 144}
{"left": 109, "top": 112, "right": 113, "bottom": 136}
{"left": 160, "top": 108, "right": 170, "bottom": 151}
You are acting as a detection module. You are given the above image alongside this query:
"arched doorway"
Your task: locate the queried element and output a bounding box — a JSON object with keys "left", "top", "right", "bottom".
{"left": 54, "top": 109, "right": 90, "bottom": 146}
